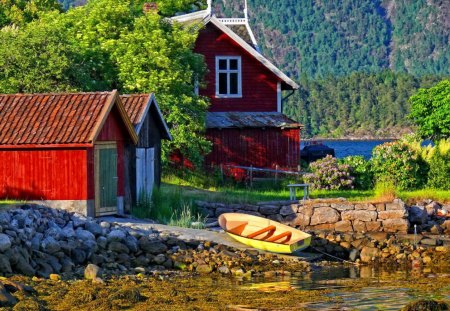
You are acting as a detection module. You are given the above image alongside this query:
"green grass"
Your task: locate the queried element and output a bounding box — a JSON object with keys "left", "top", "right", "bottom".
{"left": 0, "top": 200, "right": 20, "bottom": 208}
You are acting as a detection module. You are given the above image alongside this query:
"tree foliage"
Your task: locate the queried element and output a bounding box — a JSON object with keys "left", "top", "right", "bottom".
{"left": 409, "top": 80, "right": 450, "bottom": 141}
{"left": 0, "top": 0, "right": 210, "bottom": 165}
{"left": 0, "top": 0, "right": 61, "bottom": 27}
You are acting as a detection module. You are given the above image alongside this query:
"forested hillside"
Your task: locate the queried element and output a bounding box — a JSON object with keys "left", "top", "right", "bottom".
{"left": 214, "top": 0, "right": 450, "bottom": 137}
{"left": 3, "top": 0, "right": 449, "bottom": 138}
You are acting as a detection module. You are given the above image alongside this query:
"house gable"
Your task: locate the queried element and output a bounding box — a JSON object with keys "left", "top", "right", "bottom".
{"left": 196, "top": 22, "right": 282, "bottom": 112}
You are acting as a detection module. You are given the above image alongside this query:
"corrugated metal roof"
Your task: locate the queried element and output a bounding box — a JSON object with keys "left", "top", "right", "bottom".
{"left": 206, "top": 112, "right": 303, "bottom": 129}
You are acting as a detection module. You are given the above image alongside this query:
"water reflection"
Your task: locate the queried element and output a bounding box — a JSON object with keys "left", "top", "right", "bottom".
{"left": 242, "top": 265, "right": 450, "bottom": 311}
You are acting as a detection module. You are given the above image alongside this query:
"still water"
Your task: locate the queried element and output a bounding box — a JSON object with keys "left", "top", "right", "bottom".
{"left": 242, "top": 265, "right": 450, "bottom": 310}
{"left": 301, "top": 140, "right": 392, "bottom": 159}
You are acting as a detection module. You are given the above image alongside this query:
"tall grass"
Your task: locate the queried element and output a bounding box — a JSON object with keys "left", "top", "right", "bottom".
{"left": 131, "top": 187, "right": 205, "bottom": 228}
{"left": 374, "top": 179, "right": 398, "bottom": 202}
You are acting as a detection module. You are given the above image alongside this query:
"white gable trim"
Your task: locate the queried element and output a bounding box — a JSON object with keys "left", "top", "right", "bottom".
{"left": 208, "top": 16, "right": 299, "bottom": 90}
{"left": 171, "top": 13, "right": 299, "bottom": 89}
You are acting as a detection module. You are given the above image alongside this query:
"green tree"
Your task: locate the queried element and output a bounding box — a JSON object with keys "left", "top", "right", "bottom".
{"left": 115, "top": 12, "right": 210, "bottom": 164}
{"left": 409, "top": 80, "right": 450, "bottom": 141}
{"left": 0, "top": 0, "right": 61, "bottom": 27}
{"left": 0, "top": 13, "right": 74, "bottom": 93}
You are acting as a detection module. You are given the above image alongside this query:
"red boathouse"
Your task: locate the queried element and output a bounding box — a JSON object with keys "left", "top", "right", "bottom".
{"left": 172, "top": 0, "right": 303, "bottom": 170}
{"left": 0, "top": 91, "right": 138, "bottom": 217}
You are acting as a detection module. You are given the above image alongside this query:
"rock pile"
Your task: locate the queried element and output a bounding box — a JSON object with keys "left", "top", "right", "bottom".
{"left": 197, "top": 198, "right": 450, "bottom": 234}
{"left": 0, "top": 204, "right": 308, "bottom": 279}
{"left": 311, "top": 231, "right": 449, "bottom": 265}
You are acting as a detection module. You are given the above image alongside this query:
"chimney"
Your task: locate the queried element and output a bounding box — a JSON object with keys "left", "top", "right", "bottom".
{"left": 143, "top": 2, "right": 158, "bottom": 14}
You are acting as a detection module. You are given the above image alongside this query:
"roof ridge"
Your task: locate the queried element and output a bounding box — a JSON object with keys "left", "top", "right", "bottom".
{"left": 0, "top": 91, "right": 115, "bottom": 97}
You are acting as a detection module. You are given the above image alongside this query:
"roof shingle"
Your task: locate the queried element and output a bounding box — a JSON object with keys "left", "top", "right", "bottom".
{"left": 0, "top": 91, "right": 118, "bottom": 145}
{"left": 206, "top": 112, "right": 303, "bottom": 129}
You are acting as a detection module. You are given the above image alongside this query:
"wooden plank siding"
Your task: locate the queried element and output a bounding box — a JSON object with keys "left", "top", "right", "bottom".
{"left": 0, "top": 148, "right": 89, "bottom": 200}
{"left": 195, "top": 23, "right": 280, "bottom": 112}
{"left": 124, "top": 106, "right": 164, "bottom": 212}
{"left": 205, "top": 128, "right": 301, "bottom": 169}
{"left": 96, "top": 107, "right": 129, "bottom": 197}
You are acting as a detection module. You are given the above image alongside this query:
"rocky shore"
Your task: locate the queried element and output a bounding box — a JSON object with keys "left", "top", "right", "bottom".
{"left": 0, "top": 203, "right": 448, "bottom": 308}
{"left": 0, "top": 204, "right": 309, "bottom": 281}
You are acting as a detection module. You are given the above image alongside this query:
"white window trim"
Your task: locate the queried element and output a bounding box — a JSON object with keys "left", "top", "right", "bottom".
{"left": 215, "top": 56, "right": 242, "bottom": 98}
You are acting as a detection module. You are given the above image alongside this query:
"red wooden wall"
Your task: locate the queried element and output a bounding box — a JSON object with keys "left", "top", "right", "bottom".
{"left": 95, "top": 106, "right": 129, "bottom": 197}
{"left": 0, "top": 148, "right": 89, "bottom": 200}
{"left": 0, "top": 106, "right": 131, "bottom": 202}
{"left": 205, "top": 128, "right": 301, "bottom": 169}
{"left": 195, "top": 24, "right": 280, "bottom": 112}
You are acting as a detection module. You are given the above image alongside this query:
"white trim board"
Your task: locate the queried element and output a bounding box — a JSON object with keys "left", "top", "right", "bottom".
{"left": 215, "top": 56, "right": 242, "bottom": 98}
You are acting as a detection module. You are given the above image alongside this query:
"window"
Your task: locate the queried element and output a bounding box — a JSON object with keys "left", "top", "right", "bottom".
{"left": 216, "top": 56, "right": 242, "bottom": 97}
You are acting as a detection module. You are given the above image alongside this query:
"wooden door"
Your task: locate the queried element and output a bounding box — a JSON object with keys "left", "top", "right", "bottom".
{"left": 136, "top": 147, "right": 155, "bottom": 201}
{"left": 95, "top": 143, "right": 118, "bottom": 216}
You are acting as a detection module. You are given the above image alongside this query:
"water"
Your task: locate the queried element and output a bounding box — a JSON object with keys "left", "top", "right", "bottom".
{"left": 301, "top": 140, "right": 392, "bottom": 159}
{"left": 242, "top": 265, "right": 450, "bottom": 311}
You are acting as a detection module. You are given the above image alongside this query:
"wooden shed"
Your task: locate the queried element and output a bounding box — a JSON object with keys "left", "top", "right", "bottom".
{"left": 0, "top": 91, "right": 138, "bottom": 217}
{"left": 121, "top": 94, "right": 172, "bottom": 211}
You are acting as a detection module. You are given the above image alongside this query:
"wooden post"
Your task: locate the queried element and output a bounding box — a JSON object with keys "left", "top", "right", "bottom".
{"left": 220, "top": 164, "right": 224, "bottom": 184}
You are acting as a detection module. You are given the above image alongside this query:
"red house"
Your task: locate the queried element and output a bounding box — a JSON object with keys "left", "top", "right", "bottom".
{"left": 0, "top": 91, "right": 138, "bottom": 217}
{"left": 173, "top": 0, "right": 302, "bottom": 170}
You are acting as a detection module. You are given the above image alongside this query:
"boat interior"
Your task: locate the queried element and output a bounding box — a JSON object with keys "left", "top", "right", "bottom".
{"left": 222, "top": 219, "right": 306, "bottom": 245}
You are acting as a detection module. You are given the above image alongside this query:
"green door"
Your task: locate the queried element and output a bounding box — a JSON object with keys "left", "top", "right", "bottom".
{"left": 95, "top": 144, "right": 118, "bottom": 216}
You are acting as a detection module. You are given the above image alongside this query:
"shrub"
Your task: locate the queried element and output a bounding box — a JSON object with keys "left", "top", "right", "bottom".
{"left": 341, "top": 156, "right": 374, "bottom": 190}
{"left": 371, "top": 139, "right": 428, "bottom": 190}
{"left": 426, "top": 139, "right": 450, "bottom": 190}
{"left": 304, "top": 155, "right": 354, "bottom": 190}
{"left": 374, "top": 178, "right": 397, "bottom": 201}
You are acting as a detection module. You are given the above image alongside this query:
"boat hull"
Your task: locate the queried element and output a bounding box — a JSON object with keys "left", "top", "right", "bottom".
{"left": 219, "top": 213, "right": 311, "bottom": 254}
{"left": 226, "top": 231, "right": 311, "bottom": 254}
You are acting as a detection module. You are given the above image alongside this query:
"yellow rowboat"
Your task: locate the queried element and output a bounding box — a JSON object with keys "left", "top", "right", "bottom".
{"left": 218, "top": 213, "right": 311, "bottom": 254}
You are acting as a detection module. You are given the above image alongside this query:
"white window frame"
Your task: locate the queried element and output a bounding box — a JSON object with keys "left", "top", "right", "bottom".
{"left": 215, "top": 56, "right": 242, "bottom": 98}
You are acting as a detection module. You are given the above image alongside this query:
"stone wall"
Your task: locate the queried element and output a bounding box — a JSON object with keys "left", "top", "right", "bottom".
{"left": 197, "top": 198, "right": 414, "bottom": 233}
{"left": 198, "top": 198, "right": 450, "bottom": 235}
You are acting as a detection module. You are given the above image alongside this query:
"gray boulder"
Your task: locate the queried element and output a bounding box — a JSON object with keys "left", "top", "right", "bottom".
{"left": 75, "top": 229, "right": 96, "bottom": 241}
{"left": 41, "top": 236, "right": 61, "bottom": 254}
{"left": 409, "top": 206, "right": 428, "bottom": 225}
{"left": 139, "top": 237, "right": 168, "bottom": 254}
{"left": 85, "top": 221, "right": 103, "bottom": 236}
{"left": 107, "top": 229, "right": 126, "bottom": 242}
{"left": 0, "top": 234, "right": 11, "bottom": 252}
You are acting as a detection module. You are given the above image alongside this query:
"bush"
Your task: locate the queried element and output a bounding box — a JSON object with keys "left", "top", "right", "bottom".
{"left": 426, "top": 140, "right": 450, "bottom": 190}
{"left": 304, "top": 155, "right": 354, "bottom": 190}
{"left": 341, "top": 156, "right": 374, "bottom": 190}
{"left": 371, "top": 139, "right": 428, "bottom": 190}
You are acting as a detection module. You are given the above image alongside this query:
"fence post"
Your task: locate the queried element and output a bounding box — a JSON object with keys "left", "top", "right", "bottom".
{"left": 250, "top": 165, "right": 253, "bottom": 188}
{"left": 275, "top": 165, "right": 279, "bottom": 184}
{"left": 220, "top": 164, "right": 224, "bottom": 184}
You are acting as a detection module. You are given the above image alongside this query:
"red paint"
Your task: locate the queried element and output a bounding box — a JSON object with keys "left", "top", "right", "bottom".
{"left": 95, "top": 106, "right": 129, "bottom": 197}
{"left": 0, "top": 105, "right": 132, "bottom": 201}
{"left": 195, "top": 24, "right": 280, "bottom": 112}
{"left": 205, "top": 128, "right": 301, "bottom": 169}
{"left": 0, "top": 148, "right": 89, "bottom": 200}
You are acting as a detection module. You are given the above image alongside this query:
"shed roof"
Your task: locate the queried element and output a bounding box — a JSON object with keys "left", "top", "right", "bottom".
{"left": 120, "top": 94, "right": 172, "bottom": 141}
{"left": 206, "top": 112, "right": 303, "bottom": 129}
{"left": 0, "top": 90, "right": 138, "bottom": 147}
